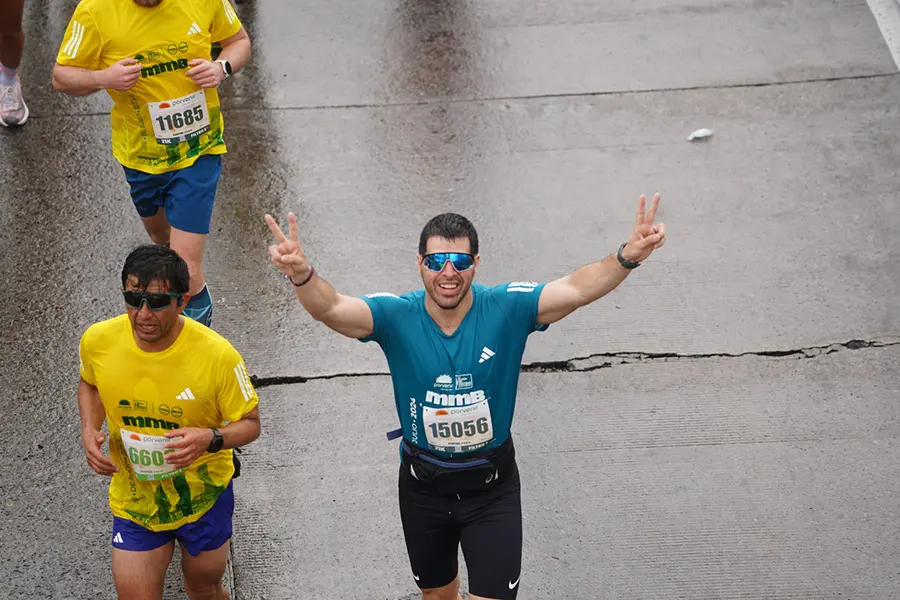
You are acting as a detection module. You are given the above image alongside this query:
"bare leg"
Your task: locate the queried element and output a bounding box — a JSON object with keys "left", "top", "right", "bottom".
{"left": 181, "top": 539, "right": 230, "bottom": 600}
{"left": 0, "top": 0, "right": 25, "bottom": 69}
{"left": 422, "top": 573, "right": 464, "bottom": 600}
{"left": 141, "top": 212, "right": 172, "bottom": 246}
{"left": 169, "top": 227, "right": 207, "bottom": 296}
{"left": 112, "top": 541, "right": 175, "bottom": 600}
{"left": 0, "top": 0, "right": 27, "bottom": 127}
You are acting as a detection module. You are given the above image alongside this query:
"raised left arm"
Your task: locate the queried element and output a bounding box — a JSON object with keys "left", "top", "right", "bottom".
{"left": 537, "top": 193, "right": 667, "bottom": 325}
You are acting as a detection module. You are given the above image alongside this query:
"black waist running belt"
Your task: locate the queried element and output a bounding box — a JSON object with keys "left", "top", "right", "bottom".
{"left": 400, "top": 437, "right": 516, "bottom": 495}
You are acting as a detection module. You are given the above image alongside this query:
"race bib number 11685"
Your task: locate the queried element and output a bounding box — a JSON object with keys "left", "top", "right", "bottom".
{"left": 148, "top": 90, "right": 211, "bottom": 146}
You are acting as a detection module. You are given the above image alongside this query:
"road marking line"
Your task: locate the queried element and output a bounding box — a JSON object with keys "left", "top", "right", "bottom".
{"left": 866, "top": 0, "right": 900, "bottom": 70}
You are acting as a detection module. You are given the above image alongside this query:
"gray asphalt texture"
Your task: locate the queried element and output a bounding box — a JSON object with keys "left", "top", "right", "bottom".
{"left": 1, "top": 0, "right": 899, "bottom": 599}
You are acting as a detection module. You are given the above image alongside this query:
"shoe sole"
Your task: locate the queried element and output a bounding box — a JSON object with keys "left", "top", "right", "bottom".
{"left": 0, "top": 102, "right": 29, "bottom": 128}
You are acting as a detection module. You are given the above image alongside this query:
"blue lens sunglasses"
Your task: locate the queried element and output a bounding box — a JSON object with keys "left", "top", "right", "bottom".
{"left": 422, "top": 252, "right": 475, "bottom": 272}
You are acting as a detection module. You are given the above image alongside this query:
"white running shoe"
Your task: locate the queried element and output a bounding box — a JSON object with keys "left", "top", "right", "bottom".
{"left": 0, "top": 72, "right": 29, "bottom": 127}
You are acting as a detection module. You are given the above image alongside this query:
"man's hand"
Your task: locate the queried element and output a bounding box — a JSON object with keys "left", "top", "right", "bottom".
{"left": 163, "top": 428, "right": 214, "bottom": 469}
{"left": 265, "top": 212, "right": 313, "bottom": 283}
{"left": 100, "top": 58, "right": 142, "bottom": 91}
{"left": 186, "top": 59, "right": 225, "bottom": 88}
{"left": 621, "top": 193, "right": 667, "bottom": 263}
{"left": 83, "top": 428, "right": 118, "bottom": 476}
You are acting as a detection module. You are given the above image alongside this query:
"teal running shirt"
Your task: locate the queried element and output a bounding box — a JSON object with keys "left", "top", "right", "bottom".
{"left": 360, "top": 281, "right": 548, "bottom": 457}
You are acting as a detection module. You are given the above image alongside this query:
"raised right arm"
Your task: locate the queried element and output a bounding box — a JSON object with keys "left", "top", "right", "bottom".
{"left": 265, "top": 213, "right": 374, "bottom": 339}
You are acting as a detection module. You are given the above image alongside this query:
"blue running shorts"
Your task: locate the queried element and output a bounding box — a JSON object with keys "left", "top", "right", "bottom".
{"left": 123, "top": 154, "right": 222, "bottom": 235}
{"left": 110, "top": 481, "right": 234, "bottom": 556}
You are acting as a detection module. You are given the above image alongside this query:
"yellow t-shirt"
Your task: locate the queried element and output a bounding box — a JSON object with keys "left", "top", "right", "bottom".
{"left": 56, "top": 0, "right": 243, "bottom": 174}
{"left": 79, "top": 315, "right": 259, "bottom": 531}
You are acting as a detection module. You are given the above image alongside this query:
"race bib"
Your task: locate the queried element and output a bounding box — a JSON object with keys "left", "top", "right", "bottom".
{"left": 120, "top": 427, "right": 185, "bottom": 481}
{"left": 148, "top": 90, "right": 211, "bottom": 145}
{"left": 423, "top": 399, "right": 494, "bottom": 453}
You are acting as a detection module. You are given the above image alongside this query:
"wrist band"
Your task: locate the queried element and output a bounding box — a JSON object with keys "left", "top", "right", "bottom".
{"left": 289, "top": 266, "right": 316, "bottom": 287}
{"left": 616, "top": 243, "right": 641, "bottom": 269}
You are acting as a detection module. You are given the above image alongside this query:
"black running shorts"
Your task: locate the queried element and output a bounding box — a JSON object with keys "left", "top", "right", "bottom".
{"left": 398, "top": 461, "right": 523, "bottom": 599}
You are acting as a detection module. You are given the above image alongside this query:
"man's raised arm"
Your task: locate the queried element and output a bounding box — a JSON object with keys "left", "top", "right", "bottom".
{"left": 537, "top": 193, "right": 667, "bottom": 325}
{"left": 265, "top": 213, "right": 374, "bottom": 339}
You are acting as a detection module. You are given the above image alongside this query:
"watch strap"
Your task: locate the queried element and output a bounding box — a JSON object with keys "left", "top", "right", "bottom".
{"left": 616, "top": 243, "right": 641, "bottom": 269}
{"left": 207, "top": 428, "right": 224, "bottom": 452}
{"left": 215, "top": 59, "right": 231, "bottom": 78}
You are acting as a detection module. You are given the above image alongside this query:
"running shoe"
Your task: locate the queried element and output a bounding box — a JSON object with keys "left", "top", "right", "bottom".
{"left": 0, "top": 72, "right": 29, "bottom": 127}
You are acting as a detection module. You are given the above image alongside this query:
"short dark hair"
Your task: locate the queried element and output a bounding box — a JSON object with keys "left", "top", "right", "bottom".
{"left": 418, "top": 213, "right": 479, "bottom": 255}
{"left": 121, "top": 245, "right": 190, "bottom": 294}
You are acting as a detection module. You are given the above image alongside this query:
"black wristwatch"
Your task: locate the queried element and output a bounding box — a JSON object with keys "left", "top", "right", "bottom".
{"left": 207, "top": 428, "right": 224, "bottom": 453}
{"left": 616, "top": 242, "right": 641, "bottom": 269}
{"left": 215, "top": 59, "right": 232, "bottom": 79}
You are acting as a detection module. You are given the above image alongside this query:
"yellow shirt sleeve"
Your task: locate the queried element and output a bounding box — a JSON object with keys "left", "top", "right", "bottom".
{"left": 56, "top": 2, "right": 105, "bottom": 70}
{"left": 78, "top": 328, "right": 97, "bottom": 386}
{"left": 216, "top": 343, "right": 259, "bottom": 422}
{"left": 210, "top": 0, "right": 243, "bottom": 43}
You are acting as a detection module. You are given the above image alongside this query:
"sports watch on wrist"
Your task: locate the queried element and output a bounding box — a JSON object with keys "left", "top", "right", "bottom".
{"left": 207, "top": 428, "right": 224, "bottom": 453}
{"left": 215, "top": 59, "right": 232, "bottom": 79}
{"left": 616, "top": 242, "right": 641, "bottom": 269}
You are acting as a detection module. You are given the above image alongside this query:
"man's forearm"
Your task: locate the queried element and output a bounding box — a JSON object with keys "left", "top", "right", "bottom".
{"left": 292, "top": 271, "right": 342, "bottom": 321}
{"left": 220, "top": 417, "right": 260, "bottom": 449}
{"left": 78, "top": 379, "right": 106, "bottom": 432}
{"left": 52, "top": 65, "right": 106, "bottom": 96}
{"left": 217, "top": 37, "right": 251, "bottom": 74}
{"left": 567, "top": 253, "right": 631, "bottom": 307}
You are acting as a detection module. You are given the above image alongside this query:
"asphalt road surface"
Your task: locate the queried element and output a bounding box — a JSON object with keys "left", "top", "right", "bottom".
{"left": 1, "top": 1, "right": 898, "bottom": 599}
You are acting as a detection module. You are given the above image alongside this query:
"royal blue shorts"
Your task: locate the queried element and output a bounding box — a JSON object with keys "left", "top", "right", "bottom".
{"left": 123, "top": 154, "right": 222, "bottom": 235}
{"left": 111, "top": 481, "right": 234, "bottom": 557}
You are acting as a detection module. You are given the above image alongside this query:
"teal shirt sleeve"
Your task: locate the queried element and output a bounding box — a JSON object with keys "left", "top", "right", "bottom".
{"left": 488, "top": 281, "right": 549, "bottom": 334}
{"left": 359, "top": 293, "right": 413, "bottom": 345}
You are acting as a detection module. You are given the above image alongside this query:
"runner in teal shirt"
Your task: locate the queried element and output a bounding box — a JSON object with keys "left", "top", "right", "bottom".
{"left": 360, "top": 282, "right": 547, "bottom": 457}
{"left": 265, "top": 195, "right": 667, "bottom": 600}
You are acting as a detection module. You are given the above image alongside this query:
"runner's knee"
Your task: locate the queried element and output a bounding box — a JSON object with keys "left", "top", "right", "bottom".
{"left": 421, "top": 579, "right": 461, "bottom": 600}
{"left": 183, "top": 580, "right": 226, "bottom": 600}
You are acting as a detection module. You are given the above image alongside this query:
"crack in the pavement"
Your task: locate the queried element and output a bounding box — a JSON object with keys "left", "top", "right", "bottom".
{"left": 250, "top": 338, "right": 897, "bottom": 388}
{"left": 520, "top": 338, "right": 897, "bottom": 373}
{"left": 233, "top": 72, "right": 899, "bottom": 112}
{"left": 29, "top": 73, "right": 898, "bottom": 120}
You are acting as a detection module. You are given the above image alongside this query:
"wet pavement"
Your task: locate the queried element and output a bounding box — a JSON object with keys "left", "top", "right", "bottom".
{"left": 1, "top": 0, "right": 899, "bottom": 599}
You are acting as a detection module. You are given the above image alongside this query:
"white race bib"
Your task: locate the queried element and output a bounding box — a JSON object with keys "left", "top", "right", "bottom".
{"left": 120, "top": 427, "right": 185, "bottom": 481}
{"left": 148, "top": 90, "right": 211, "bottom": 146}
{"left": 423, "top": 399, "right": 494, "bottom": 453}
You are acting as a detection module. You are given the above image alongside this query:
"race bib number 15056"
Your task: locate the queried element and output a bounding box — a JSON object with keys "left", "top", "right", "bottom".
{"left": 423, "top": 399, "right": 494, "bottom": 454}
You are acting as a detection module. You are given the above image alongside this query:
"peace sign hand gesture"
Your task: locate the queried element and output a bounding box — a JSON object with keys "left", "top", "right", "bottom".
{"left": 622, "top": 193, "right": 667, "bottom": 264}
{"left": 265, "top": 212, "right": 312, "bottom": 282}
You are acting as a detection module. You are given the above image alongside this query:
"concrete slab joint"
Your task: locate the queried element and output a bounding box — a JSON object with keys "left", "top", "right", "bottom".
{"left": 250, "top": 338, "right": 900, "bottom": 387}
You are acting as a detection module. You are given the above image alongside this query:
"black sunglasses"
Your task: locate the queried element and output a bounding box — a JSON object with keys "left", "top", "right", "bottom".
{"left": 122, "top": 290, "right": 184, "bottom": 311}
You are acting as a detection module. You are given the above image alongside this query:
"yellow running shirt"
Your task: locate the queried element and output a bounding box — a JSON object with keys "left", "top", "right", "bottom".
{"left": 56, "top": 0, "right": 243, "bottom": 173}
{"left": 79, "top": 315, "right": 259, "bottom": 531}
